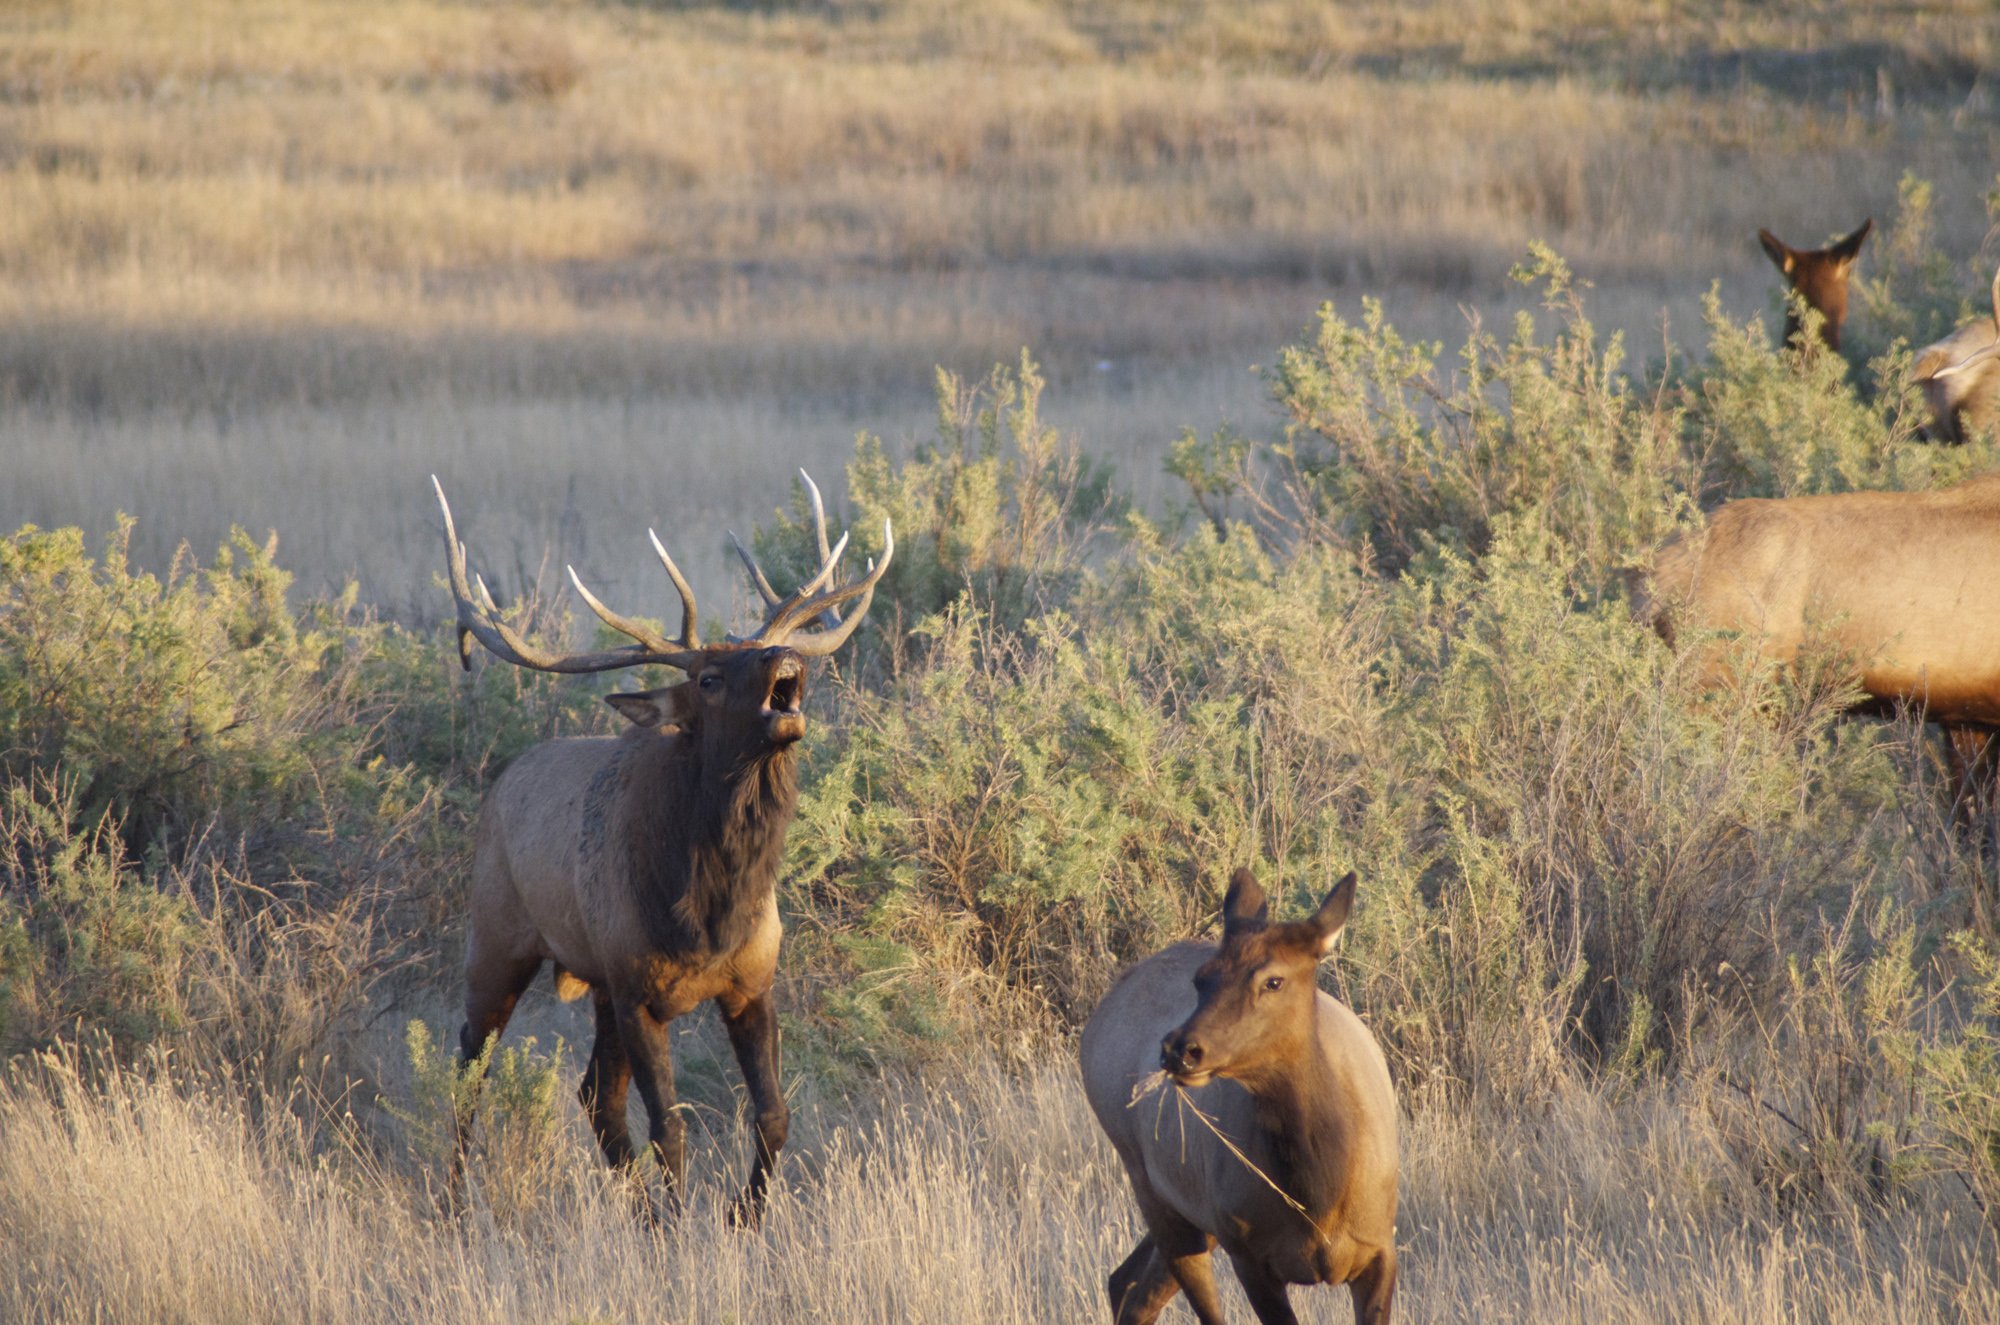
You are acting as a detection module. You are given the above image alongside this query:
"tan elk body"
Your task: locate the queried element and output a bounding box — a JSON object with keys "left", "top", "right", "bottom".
{"left": 435, "top": 473, "right": 891, "bottom": 1222}
{"left": 1641, "top": 473, "right": 2000, "bottom": 721}
{"left": 1081, "top": 869, "right": 1398, "bottom": 1325}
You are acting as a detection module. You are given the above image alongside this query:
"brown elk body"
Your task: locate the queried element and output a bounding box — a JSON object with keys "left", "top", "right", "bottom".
{"left": 1637, "top": 472, "right": 2000, "bottom": 804}
{"left": 1757, "top": 219, "right": 1871, "bottom": 352}
{"left": 1080, "top": 869, "right": 1398, "bottom": 1325}
{"left": 1912, "top": 271, "right": 2000, "bottom": 444}
{"left": 434, "top": 474, "right": 891, "bottom": 1222}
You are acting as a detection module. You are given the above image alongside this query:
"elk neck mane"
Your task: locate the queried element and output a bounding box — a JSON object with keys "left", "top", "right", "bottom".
{"left": 1239, "top": 1007, "right": 1352, "bottom": 1229}
{"left": 614, "top": 731, "right": 799, "bottom": 959}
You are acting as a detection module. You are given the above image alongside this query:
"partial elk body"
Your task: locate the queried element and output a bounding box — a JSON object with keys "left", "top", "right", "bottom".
{"left": 1637, "top": 471, "right": 2000, "bottom": 812}
{"left": 1080, "top": 868, "right": 1398, "bottom": 1325}
{"left": 434, "top": 472, "right": 892, "bottom": 1223}
{"left": 1757, "top": 218, "right": 1871, "bottom": 353}
{"left": 1913, "top": 271, "right": 2000, "bottom": 444}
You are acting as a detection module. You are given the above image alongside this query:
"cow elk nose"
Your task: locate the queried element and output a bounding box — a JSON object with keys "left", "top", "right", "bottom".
{"left": 1161, "top": 1032, "right": 1204, "bottom": 1074}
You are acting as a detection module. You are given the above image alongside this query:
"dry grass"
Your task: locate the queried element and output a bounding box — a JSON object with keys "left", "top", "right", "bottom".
{"left": 3, "top": 2, "right": 1998, "bottom": 601}
{"left": 1, "top": 1042, "right": 1993, "bottom": 1323}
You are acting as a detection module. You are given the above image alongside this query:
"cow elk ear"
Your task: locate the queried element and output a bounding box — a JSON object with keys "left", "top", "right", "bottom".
{"left": 604, "top": 686, "right": 688, "bottom": 729}
{"left": 1831, "top": 218, "right": 1872, "bottom": 269}
{"left": 1221, "top": 867, "right": 1270, "bottom": 938}
{"left": 1757, "top": 230, "right": 1793, "bottom": 276}
{"left": 1309, "top": 872, "right": 1358, "bottom": 956}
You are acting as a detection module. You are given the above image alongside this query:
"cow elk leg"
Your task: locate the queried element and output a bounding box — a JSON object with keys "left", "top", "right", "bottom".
{"left": 448, "top": 951, "right": 540, "bottom": 1208}
{"left": 1348, "top": 1247, "right": 1397, "bottom": 1325}
{"left": 1107, "top": 1236, "right": 1179, "bottom": 1325}
{"left": 1158, "top": 1225, "right": 1226, "bottom": 1325}
{"left": 616, "top": 1001, "right": 687, "bottom": 1217}
{"left": 1231, "top": 1254, "right": 1302, "bottom": 1325}
{"left": 720, "top": 989, "right": 790, "bottom": 1227}
{"left": 579, "top": 991, "right": 635, "bottom": 1168}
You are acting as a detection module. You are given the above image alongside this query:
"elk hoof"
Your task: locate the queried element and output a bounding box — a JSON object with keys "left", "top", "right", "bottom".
{"left": 726, "top": 1189, "right": 766, "bottom": 1231}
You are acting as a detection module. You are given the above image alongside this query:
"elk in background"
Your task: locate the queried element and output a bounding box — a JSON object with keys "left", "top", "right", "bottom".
{"left": 1757, "top": 218, "right": 1872, "bottom": 353}
{"left": 1636, "top": 470, "right": 2000, "bottom": 868}
{"left": 1081, "top": 868, "right": 1398, "bottom": 1325}
{"left": 433, "top": 473, "right": 892, "bottom": 1223}
{"left": 1913, "top": 271, "right": 2000, "bottom": 444}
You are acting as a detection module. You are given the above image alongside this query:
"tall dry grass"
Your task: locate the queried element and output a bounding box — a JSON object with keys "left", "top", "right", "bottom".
{"left": 2, "top": 1048, "right": 1993, "bottom": 1323}
{"left": 4, "top": 1, "right": 1999, "bottom": 600}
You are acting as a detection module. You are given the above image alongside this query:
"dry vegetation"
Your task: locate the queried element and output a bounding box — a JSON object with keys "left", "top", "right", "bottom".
{"left": 7, "top": 2, "right": 2000, "bottom": 1322}
{"left": 2, "top": 0, "right": 1997, "bottom": 603}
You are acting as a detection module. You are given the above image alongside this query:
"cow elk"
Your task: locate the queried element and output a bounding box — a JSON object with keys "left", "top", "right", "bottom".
{"left": 1757, "top": 218, "right": 1871, "bottom": 353}
{"left": 1637, "top": 471, "right": 2000, "bottom": 823}
{"left": 1081, "top": 868, "right": 1398, "bottom": 1325}
{"left": 1912, "top": 270, "right": 2000, "bottom": 444}
{"left": 433, "top": 473, "right": 892, "bottom": 1223}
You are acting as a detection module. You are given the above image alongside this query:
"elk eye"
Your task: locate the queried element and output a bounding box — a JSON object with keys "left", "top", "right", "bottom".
{"left": 1262, "top": 975, "right": 1285, "bottom": 993}
{"left": 699, "top": 674, "right": 722, "bottom": 692}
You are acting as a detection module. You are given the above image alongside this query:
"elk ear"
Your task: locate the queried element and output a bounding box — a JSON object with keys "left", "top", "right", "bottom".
{"left": 604, "top": 686, "right": 689, "bottom": 729}
{"left": 1830, "top": 218, "right": 1872, "bottom": 268}
{"left": 1308, "top": 872, "right": 1358, "bottom": 956}
{"left": 1757, "top": 230, "right": 1793, "bottom": 276}
{"left": 1221, "top": 867, "right": 1269, "bottom": 937}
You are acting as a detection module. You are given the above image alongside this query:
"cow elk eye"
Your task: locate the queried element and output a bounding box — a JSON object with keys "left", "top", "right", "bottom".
{"left": 1262, "top": 975, "right": 1284, "bottom": 993}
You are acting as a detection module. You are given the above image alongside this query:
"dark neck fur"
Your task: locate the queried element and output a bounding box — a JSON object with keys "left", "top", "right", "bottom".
{"left": 1242, "top": 1018, "right": 1350, "bottom": 1221}
{"left": 623, "top": 734, "right": 798, "bottom": 960}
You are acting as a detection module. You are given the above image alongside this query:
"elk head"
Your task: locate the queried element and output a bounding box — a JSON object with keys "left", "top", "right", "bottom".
{"left": 432, "top": 472, "right": 893, "bottom": 757}
{"left": 1160, "top": 867, "right": 1356, "bottom": 1089}
{"left": 1757, "top": 218, "right": 1871, "bottom": 352}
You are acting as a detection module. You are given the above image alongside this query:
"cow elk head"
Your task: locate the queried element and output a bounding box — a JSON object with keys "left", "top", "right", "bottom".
{"left": 1161, "top": 867, "right": 1357, "bottom": 1089}
{"left": 1757, "top": 218, "right": 1871, "bottom": 353}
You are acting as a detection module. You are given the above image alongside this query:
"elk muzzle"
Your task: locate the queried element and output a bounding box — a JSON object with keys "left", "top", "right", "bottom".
{"left": 762, "top": 650, "right": 807, "bottom": 744}
{"left": 1161, "top": 1027, "right": 1213, "bottom": 1087}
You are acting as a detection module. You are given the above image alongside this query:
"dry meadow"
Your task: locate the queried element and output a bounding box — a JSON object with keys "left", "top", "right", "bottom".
{"left": 6, "top": 3, "right": 2000, "bottom": 1323}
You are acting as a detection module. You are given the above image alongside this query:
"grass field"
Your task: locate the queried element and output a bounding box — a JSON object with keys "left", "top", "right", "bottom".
{"left": 7, "top": 3, "right": 2000, "bottom": 1322}
{"left": 3, "top": 0, "right": 1998, "bottom": 606}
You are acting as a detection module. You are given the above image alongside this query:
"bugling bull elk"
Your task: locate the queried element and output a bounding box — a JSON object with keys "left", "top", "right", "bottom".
{"left": 1913, "top": 271, "right": 2000, "bottom": 444}
{"left": 433, "top": 474, "right": 892, "bottom": 1222}
{"left": 1757, "top": 218, "right": 1871, "bottom": 353}
{"left": 1081, "top": 868, "right": 1399, "bottom": 1325}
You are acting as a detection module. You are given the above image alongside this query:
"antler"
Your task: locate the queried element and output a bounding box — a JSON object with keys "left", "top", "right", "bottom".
{"left": 1934, "top": 270, "right": 2000, "bottom": 381}
{"left": 726, "top": 470, "right": 895, "bottom": 657}
{"left": 433, "top": 477, "right": 704, "bottom": 674}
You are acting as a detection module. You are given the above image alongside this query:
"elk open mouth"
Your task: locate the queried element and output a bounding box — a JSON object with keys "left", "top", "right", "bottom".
{"left": 767, "top": 657, "right": 805, "bottom": 714}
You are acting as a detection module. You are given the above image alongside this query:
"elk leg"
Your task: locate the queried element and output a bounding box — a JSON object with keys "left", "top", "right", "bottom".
{"left": 1107, "top": 1235, "right": 1179, "bottom": 1325}
{"left": 615, "top": 1001, "right": 687, "bottom": 1213}
{"left": 579, "top": 991, "right": 634, "bottom": 1168}
{"left": 1231, "top": 1253, "right": 1300, "bottom": 1325}
{"left": 449, "top": 948, "right": 541, "bottom": 1204}
{"left": 1348, "top": 1247, "right": 1397, "bottom": 1325}
{"left": 719, "top": 989, "right": 789, "bottom": 1228}
{"left": 1155, "top": 1223, "right": 1225, "bottom": 1325}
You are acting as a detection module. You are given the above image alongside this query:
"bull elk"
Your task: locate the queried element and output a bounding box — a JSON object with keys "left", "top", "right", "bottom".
{"left": 1080, "top": 868, "right": 1398, "bottom": 1325}
{"left": 432, "top": 473, "right": 892, "bottom": 1223}
{"left": 1757, "top": 218, "right": 1871, "bottom": 353}
{"left": 1912, "top": 270, "right": 2000, "bottom": 444}
{"left": 1637, "top": 470, "right": 2000, "bottom": 815}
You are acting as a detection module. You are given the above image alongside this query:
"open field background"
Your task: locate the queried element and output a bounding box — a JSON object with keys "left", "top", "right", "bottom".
{"left": 2, "top": 0, "right": 1998, "bottom": 608}
{"left": 8, "top": 2, "right": 2000, "bottom": 1322}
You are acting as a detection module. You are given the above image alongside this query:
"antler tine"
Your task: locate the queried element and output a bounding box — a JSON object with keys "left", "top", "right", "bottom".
{"left": 432, "top": 477, "right": 703, "bottom": 675}
{"left": 728, "top": 530, "right": 785, "bottom": 610}
{"left": 647, "top": 529, "right": 700, "bottom": 648}
{"left": 755, "top": 518, "right": 895, "bottom": 654}
{"left": 798, "top": 468, "right": 844, "bottom": 630}
{"left": 1933, "top": 271, "right": 2000, "bottom": 382}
